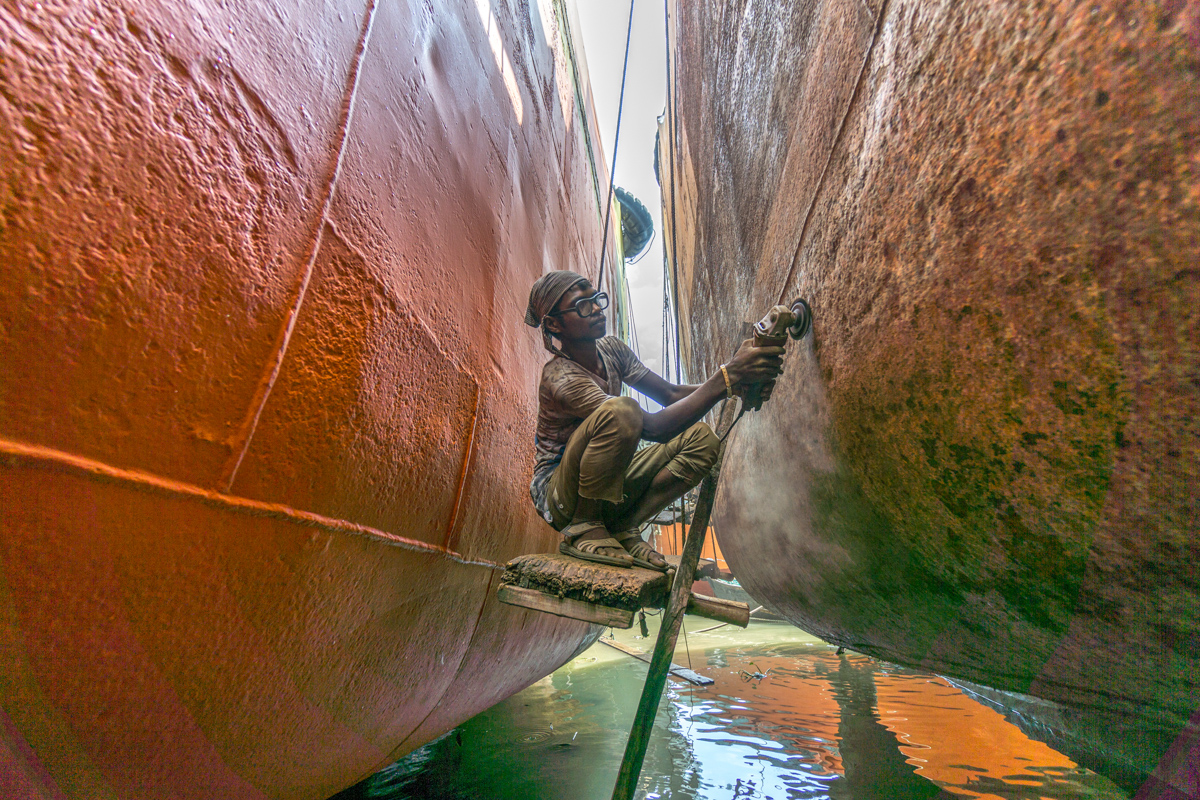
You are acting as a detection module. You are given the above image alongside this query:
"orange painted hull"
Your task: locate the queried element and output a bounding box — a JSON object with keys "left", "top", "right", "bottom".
{"left": 0, "top": 1, "right": 612, "bottom": 797}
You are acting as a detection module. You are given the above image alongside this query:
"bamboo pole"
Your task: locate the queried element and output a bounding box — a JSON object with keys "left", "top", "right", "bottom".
{"left": 610, "top": 472, "right": 720, "bottom": 800}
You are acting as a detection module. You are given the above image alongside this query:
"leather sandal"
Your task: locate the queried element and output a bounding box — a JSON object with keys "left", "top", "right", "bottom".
{"left": 612, "top": 530, "right": 669, "bottom": 572}
{"left": 559, "top": 522, "right": 633, "bottom": 568}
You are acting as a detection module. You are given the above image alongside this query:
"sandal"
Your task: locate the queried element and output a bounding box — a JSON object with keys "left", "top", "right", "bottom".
{"left": 612, "top": 530, "right": 669, "bottom": 572}
{"left": 559, "top": 522, "right": 633, "bottom": 568}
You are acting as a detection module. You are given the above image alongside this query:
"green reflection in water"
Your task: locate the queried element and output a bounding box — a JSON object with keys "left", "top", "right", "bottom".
{"left": 333, "top": 620, "right": 1127, "bottom": 800}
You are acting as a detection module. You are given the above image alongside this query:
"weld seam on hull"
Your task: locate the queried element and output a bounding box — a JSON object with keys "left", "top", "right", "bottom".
{"left": 775, "top": 0, "right": 890, "bottom": 306}
{"left": 219, "top": 0, "right": 381, "bottom": 492}
{"left": 0, "top": 438, "right": 502, "bottom": 570}
{"left": 443, "top": 387, "right": 480, "bottom": 551}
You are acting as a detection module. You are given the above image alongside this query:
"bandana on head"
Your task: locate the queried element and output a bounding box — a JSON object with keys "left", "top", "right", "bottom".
{"left": 525, "top": 270, "right": 590, "bottom": 356}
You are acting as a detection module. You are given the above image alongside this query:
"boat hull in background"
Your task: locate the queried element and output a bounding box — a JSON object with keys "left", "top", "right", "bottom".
{"left": 0, "top": 1, "right": 614, "bottom": 797}
{"left": 663, "top": 0, "right": 1198, "bottom": 792}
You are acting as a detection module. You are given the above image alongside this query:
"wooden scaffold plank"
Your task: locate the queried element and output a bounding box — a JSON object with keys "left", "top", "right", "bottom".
{"left": 497, "top": 552, "right": 747, "bottom": 629}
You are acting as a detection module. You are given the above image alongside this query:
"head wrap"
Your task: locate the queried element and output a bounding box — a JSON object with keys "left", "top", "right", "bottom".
{"left": 524, "top": 270, "right": 589, "bottom": 328}
{"left": 525, "top": 271, "right": 590, "bottom": 356}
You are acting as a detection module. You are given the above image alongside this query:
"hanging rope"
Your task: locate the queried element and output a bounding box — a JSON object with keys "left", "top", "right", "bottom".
{"left": 662, "top": 0, "right": 684, "bottom": 387}
{"left": 773, "top": 0, "right": 889, "bottom": 306}
{"left": 661, "top": 252, "right": 670, "bottom": 399}
{"left": 595, "top": 0, "right": 637, "bottom": 294}
{"left": 662, "top": 0, "right": 691, "bottom": 551}
{"left": 625, "top": 229, "right": 656, "bottom": 264}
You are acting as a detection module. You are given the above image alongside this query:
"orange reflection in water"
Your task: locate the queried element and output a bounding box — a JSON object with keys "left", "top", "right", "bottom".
{"left": 690, "top": 653, "right": 845, "bottom": 779}
{"left": 672, "top": 645, "right": 1123, "bottom": 799}
{"left": 873, "top": 671, "right": 1080, "bottom": 799}
{"left": 343, "top": 633, "right": 1129, "bottom": 800}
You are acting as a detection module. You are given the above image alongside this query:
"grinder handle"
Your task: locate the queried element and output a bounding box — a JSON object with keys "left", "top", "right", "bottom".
{"left": 743, "top": 331, "right": 788, "bottom": 411}
{"left": 742, "top": 299, "right": 812, "bottom": 411}
{"left": 743, "top": 383, "right": 763, "bottom": 412}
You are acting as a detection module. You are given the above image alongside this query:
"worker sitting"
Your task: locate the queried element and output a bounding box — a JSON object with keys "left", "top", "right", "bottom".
{"left": 524, "top": 270, "right": 784, "bottom": 570}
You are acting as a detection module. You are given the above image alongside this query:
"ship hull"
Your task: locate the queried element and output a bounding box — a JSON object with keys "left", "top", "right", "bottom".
{"left": 663, "top": 0, "right": 1199, "bottom": 792}
{"left": 0, "top": 447, "right": 597, "bottom": 800}
{"left": 0, "top": 0, "right": 613, "bottom": 797}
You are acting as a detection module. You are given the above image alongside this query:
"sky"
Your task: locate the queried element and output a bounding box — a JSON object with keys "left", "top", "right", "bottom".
{"left": 574, "top": 0, "right": 672, "bottom": 382}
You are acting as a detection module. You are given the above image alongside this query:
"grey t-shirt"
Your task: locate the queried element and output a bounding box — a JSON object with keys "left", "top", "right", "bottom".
{"left": 530, "top": 337, "right": 650, "bottom": 520}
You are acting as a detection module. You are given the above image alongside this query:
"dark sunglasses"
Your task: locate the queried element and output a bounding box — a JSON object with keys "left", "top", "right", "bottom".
{"left": 546, "top": 291, "right": 609, "bottom": 319}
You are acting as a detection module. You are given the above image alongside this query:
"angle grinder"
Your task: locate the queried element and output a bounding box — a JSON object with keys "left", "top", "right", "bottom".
{"left": 742, "top": 298, "right": 812, "bottom": 412}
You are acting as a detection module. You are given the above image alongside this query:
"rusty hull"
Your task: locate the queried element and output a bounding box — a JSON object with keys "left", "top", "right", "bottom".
{"left": 664, "top": 0, "right": 1199, "bottom": 792}
{"left": 0, "top": 0, "right": 616, "bottom": 797}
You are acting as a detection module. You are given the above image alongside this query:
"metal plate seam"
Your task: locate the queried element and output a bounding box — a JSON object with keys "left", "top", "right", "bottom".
{"left": 0, "top": 437, "right": 501, "bottom": 570}
{"left": 218, "top": 0, "right": 381, "bottom": 492}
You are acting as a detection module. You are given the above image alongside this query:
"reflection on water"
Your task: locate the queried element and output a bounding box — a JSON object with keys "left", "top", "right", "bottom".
{"left": 333, "top": 620, "right": 1127, "bottom": 800}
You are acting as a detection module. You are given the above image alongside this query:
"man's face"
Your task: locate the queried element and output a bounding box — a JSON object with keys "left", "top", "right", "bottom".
{"left": 548, "top": 282, "right": 607, "bottom": 341}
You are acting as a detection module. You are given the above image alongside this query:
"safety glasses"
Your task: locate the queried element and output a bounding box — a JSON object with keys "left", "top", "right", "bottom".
{"left": 546, "top": 291, "right": 609, "bottom": 319}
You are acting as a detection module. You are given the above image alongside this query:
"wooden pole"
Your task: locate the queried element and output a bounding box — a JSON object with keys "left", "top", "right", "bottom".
{"left": 596, "top": 638, "right": 714, "bottom": 686}
{"left": 686, "top": 592, "right": 750, "bottom": 627}
{"left": 610, "top": 471, "right": 720, "bottom": 800}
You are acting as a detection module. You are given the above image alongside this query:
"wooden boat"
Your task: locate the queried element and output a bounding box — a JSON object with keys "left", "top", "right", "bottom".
{"left": 0, "top": 1, "right": 624, "bottom": 797}
{"left": 660, "top": 0, "right": 1198, "bottom": 795}
{"left": 706, "top": 578, "right": 786, "bottom": 622}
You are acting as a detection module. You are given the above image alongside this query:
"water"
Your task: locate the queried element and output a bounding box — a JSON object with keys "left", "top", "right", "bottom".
{"left": 334, "top": 618, "right": 1128, "bottom": 800}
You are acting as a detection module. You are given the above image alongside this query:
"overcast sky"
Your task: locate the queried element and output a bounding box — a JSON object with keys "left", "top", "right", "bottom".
{"left": 575, "top": 0, "right": 671, "bottom": 384}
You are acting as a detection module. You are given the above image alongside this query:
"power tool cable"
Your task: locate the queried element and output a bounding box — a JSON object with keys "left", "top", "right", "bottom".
{"left": 595, "top": 0, "right": 637, "bottom": 294}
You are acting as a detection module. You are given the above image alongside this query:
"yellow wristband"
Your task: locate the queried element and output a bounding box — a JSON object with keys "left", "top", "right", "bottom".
{"left": 720, "top": 365, "right": 734, "bottom": 398}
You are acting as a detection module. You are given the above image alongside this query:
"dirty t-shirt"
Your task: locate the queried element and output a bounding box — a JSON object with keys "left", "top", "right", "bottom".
{"left": 530, "top": 337, "right": 650, "bottom": 521}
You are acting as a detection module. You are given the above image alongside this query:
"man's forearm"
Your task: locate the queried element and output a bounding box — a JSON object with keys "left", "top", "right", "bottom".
{"left": 636, "top": 337, "right": 783, "bottom": 440}
{"left": 641, "top": 374, "right": 726, "bottom": 442}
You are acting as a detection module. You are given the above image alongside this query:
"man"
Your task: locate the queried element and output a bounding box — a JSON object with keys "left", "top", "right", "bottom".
{"left": 525, "top": 270, "right": 784, "bottom": 569}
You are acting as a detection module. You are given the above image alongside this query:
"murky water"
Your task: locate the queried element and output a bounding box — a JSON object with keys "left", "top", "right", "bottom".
{"left": 333, "top": 619, "right": 1128, "bottom": 800}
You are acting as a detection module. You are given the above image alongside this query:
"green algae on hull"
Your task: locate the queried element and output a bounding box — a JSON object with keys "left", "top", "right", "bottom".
{"left": 664, "top": 0, "right": 1199, "bottom": 790}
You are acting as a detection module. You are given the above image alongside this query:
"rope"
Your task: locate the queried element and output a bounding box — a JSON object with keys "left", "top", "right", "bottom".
{"left": 595, "top": 0, "right": 637, "bottom": 293}
{"left": 661, "top": 0, "right": 688, "bottom": 552}
{"left": 661, "top": 254, "right": 670, "bottom": 404}
{"left": 681, "top": 615, "right": 692, "bottom": 669}
{"left": 773, "top": 0, "right": 889, "bottom": 307}
{"left": 718, "top": 401, "right": 746, "bottom": 442}
{"left": 624, "top": 271, "right": 640, "bottom": 356}
{"left": 663, "top": 0, "right": 684, "bottom": 387}
{"left": 625, "top": 229, "right": 656, "bottom": 264}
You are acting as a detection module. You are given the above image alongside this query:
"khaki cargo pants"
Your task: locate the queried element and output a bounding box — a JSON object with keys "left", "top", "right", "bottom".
{"left": 547, "top": 396, "right": 719, "bottom": 537}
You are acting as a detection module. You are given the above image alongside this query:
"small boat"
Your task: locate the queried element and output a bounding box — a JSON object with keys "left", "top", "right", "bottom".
{"left": 706, "top": 577, "right": 787, "bottom": 622}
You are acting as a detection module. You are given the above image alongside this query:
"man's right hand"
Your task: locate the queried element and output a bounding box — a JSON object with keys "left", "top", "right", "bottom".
{"left": 724, "top": 338, "right": 784, "bottom": 391}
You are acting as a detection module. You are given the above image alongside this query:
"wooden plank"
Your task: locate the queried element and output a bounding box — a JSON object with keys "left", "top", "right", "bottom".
{"left": 497, "top": 585, "right": 634, "bottom": 629}
{"left": 596, "top": 638, "right": 714, "bottom": 686}
{"left": 502, "top": 553, "right": 670, "bottom": 611}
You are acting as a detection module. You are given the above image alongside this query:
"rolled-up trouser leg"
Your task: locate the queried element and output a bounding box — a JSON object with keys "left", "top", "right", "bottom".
{"left": 660, "top": 421, "right": 720, "bottom": 486}
{"left": 547, "top": 396, "right": 644, "bottom": 533}
{"left": 606, "top": 421, "right": 720, "bottom": 525}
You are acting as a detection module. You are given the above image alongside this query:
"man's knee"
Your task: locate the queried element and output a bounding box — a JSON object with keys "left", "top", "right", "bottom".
{"left": 682, "top": 421, "right": 720, "bottom": 472}
{"left": 596, "top": 395, "right": 642, "bottom": 441}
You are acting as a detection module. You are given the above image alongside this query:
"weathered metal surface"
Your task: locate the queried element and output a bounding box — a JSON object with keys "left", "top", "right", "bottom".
{"left": 0, "top": 0, "right": 614, "bottom": 797}
{"left": 664, "top": 0, "right": 1198, "bottom": 792}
